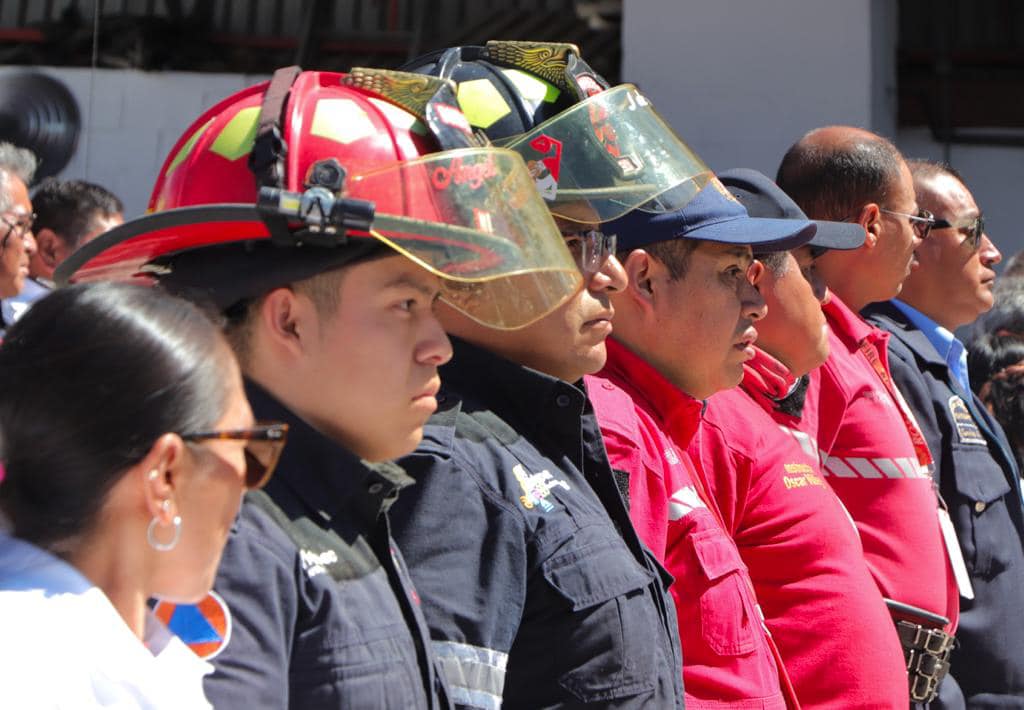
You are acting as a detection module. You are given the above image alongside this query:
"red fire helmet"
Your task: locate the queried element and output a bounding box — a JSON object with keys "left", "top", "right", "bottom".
{"left": 58, "top": 67, "right": 582, "bottom": 329}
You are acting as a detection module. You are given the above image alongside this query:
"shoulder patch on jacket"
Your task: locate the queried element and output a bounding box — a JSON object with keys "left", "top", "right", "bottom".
{"left": 152, "top": 591, "right": 232, "bottom": 659}
{"left": 948, "top": 395, "right": 986, "bottom": 446}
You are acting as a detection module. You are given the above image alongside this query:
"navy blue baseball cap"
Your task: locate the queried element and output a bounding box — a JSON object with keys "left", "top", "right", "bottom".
{"left": 604, "top": 178, "right": 815, "bottom": 252}
{"left": 718, "top": 168, "right": 865, "bottom": 252}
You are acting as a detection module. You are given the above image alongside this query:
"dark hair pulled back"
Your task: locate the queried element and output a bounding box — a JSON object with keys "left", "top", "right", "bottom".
{"left": 0, "top": 282, "right": 233, "bottom": 547}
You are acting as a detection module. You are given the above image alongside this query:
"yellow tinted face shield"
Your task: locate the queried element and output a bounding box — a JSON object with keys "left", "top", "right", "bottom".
{"left": 496, "top": 84, "right": 716, "bottom": 223}
{"left": 346, "top": 147, "right": 582, "bottom": 329}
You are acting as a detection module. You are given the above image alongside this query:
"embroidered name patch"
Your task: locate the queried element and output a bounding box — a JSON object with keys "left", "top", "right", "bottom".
{"left": 948, "top": 395, "right": 986, "bottom": 445}
{"left": 300, "top": 548, "right": 339, "bottom": 578}
{"left": 513, "top": 463, "right": 570, "bottom": 512}
{"left": 783, "top": 463, "right": 825, "bottom": 489}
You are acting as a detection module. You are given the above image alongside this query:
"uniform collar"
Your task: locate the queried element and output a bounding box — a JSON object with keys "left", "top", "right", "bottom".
{"left": 244, "top": 379, "right": 413, "bottom": 526}
{"left": 824, "top": 294, "right": 892, "bottom": 365}
{"left": 891, "top": 299, "right": 970, "bottom": 391}
{"left": 439, "top": 336, "right": 589, "bottom": 432}
{"left": 823, "top": 294, "right": 876, "bottom": 345}
{"left": 741, "top": 347, "right": 808, "bottom": 419}
{"left": 742, "top": 346, "right": 796, "bottom": 399}
{"left": 599, "top": 337, "right": 702, "bottom": 446}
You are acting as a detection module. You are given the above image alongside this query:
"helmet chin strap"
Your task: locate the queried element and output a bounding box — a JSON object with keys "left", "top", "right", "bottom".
{"left": 248, "top": 65, "right": 302, "bottom": 190}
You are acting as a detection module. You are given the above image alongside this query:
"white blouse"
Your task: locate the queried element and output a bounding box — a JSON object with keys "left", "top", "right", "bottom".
{"left": 0, "top": 532, "right": 213, "bottom": 709}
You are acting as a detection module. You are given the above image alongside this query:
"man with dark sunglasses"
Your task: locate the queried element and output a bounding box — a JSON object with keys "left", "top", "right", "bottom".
{"left": 864, "top": 160, "right": 1024, "bottom": 708}
{"left": 778, "top": 128, "right": 962, "bottom": 707}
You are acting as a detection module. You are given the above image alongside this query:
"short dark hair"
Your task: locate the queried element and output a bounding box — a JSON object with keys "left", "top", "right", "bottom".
{"left": 32, "top": 178, "right": 123, "bottom": 249}
{"left": 620, "top": 239, "right": 700, "bottom": 281}
{"left": 906, "top": 158, "right": 965, "bottom": 186}
{"left": 776, "top": 131, "right": 904, "bottom": 221}
{"left": 756, "top": 251, "right": 790, "bottom": 278}
{"left": 0, "top": 282, "right": 234, "bottom": 549}
{"left": 222, "top": 266, "right": 349, "bottom": 367}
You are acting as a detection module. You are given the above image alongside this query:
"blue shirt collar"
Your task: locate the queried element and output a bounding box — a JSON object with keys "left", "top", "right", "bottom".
{"left": 892, "top": 299, "right": 970, "bottom": 394}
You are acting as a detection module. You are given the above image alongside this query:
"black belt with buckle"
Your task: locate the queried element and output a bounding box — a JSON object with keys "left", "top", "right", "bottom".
{"left": 885, "top": 599, "right": 955, "bottom": 704}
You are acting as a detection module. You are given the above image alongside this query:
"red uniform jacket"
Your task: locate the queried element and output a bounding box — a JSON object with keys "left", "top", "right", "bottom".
{"left": 589, "top": 338, "right": 793, "bottom": 710}
{"left": 817, "top": 296, "right": 959, "bottom": 631}
{"left": 696, "top": 348, "right": 908, "bottom": 708}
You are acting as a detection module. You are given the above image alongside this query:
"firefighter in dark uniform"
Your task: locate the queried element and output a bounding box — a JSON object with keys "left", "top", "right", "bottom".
{"left": 57, "top": 67, "right": 584, "bottom": 709}
{"left": 386, "top": 42, "right": 715, "bottom": 709}
{"left": 864, "top": 159, "right": 1024, "bottom": 708}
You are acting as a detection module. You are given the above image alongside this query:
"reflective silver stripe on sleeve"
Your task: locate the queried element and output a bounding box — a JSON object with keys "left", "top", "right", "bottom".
{"left": 824, "top": 457, "right": 858, "bottom": 478}
{"left": 872, "top": 457, "right": 905, "bottom": 479}
{"left": 432, "top": 640, "right": 508, "bottom": 710}
{"left": 848, "top": 457, "right": 884, "bottom": 478}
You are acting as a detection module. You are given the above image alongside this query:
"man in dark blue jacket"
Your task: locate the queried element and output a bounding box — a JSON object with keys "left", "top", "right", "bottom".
{"left": 59, "top": 67, "right": 583, "bottom": 709}
{"left": 864, "top": 159, "right": 1024, "bottom": 708}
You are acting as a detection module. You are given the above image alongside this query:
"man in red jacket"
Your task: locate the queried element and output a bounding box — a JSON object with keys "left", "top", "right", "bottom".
{"left": 690, "top": 168, "right": 909, "bottom": 708}
{"left": 777, "top": 126, "right": 963, "bottom": 707}
{"left": 589, "top": 177, "right": 814, "bottom": 709}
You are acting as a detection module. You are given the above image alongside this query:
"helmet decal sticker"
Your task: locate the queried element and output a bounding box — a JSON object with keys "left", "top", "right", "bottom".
{"left": 311, "top": 99, "right": 375, "bottom": 144}
{"left": 500, "top": 68, "right": 561, "bottom": 104}
{"left": 574, "top": 73, "right": 603, "bottom": 97}
{"left": 368, "top": 97, "right": 428, "bottom": 135}
{"left": 167, "top": 118, "right": 214, "bottom": 175}
{"left": 433, "top": 102, "right": 473, "bottom": 133}
{"left": 527, "top": 134, "right": 562, "bottom": 201}
{"left": 456, "top": 79, "right": 511, "bottom": 129}
{"left": 430, "top": 154, "right": 498, "bottom": 191}
{"left": 210, "top": 106, "right": 260, "bottom": 161}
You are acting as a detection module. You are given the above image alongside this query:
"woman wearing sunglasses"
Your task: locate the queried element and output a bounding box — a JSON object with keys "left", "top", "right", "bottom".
{"left": 0, "top": 282, "right": 286, "bottom": 708}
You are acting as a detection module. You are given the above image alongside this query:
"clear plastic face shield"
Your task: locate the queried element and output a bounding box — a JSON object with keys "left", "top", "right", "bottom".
{"left": 495, "top": 84, "right": 716, "bottom": 224}
{"left": 339, "top": 146, "right": 583, "bottom": 329}
{"left": 59, "top": 147, "right": 583, "bottom": 331}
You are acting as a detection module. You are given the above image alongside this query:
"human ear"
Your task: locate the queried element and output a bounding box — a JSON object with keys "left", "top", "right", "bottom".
{"left": 858, "top": 204, "right": 881, "bottom": 250}
{"left": 258, "top": 287, "right": 312, "bottom": 358}
{"left": 138, "top": 433, "right": 186, "bottom": 522}
{"left": 35, "top": 229, "right": 64, "bottom": 269}
{"left": 623, "top": 250, "right": 656, "bottom": 301}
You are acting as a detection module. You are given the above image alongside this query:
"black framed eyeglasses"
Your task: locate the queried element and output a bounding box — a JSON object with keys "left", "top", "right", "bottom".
{"left": 931, "top": 214, "right": 985, "bottom": 251}
{"left": 181, "top": 421, "right": 288, "bottom": 489}
{"left": 879, "top": 208, "right": 935, "bottom": 239}
{"left": 0, "top": 211, "right": 35, "bottom": 247}
{"left": 563, "top": 230, "right": 617, "bottom": 276}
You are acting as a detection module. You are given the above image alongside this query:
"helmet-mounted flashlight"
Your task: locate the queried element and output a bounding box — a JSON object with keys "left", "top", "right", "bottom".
{"left": 256, "top": 185, "right": 375, "bottom": 248}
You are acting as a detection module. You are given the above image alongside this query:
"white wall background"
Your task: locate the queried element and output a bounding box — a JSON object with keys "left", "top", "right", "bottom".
{"left": 623, "top": 0, "right": 1024, "bottom": 265}
{"left": 31, "top": 67, "right": 268, "bottom": 218}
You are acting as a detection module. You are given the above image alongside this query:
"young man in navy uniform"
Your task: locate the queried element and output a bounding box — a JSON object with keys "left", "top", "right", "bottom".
{"left": 59, "top": 67, "right": 581, "bottom": 709}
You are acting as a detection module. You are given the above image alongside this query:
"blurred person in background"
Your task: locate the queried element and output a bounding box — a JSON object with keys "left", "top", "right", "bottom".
{"left": 969, "top": 280, "right": 1024, "bottom": 472}
{"left": 0, "top": 142, "right": 37, "bottom": 335}
{"left": 2, "top": 178, "right": 123, "bottom": 324}
{"left": 0, "top": 282, "right": 285, "bottom": 709}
